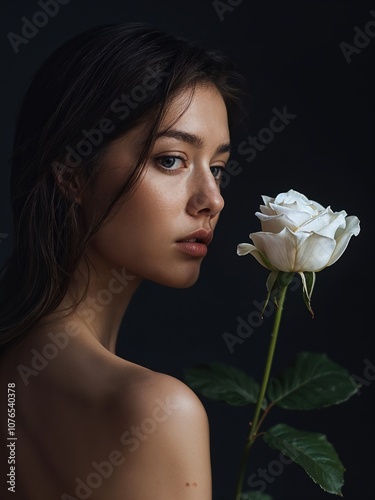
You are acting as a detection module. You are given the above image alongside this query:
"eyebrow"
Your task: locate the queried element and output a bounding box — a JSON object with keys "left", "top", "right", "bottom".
{"left": 155, "top": 128, "right": 231, "bottom": 155}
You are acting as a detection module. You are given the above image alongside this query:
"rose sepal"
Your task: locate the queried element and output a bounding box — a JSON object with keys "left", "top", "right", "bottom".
{"left": 262, "top": 271, "right": 295, "bottom": 314}
{"left": 298, "top": 271, "right": 316, "bottom": 318}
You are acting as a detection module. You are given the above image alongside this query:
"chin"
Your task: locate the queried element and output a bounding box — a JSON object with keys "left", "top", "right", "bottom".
{"left": 159, "top": 275, "right": 200, "bottom": 289}
{"left": 148, "top": 266, "right": 202, "bottom": 289}
{"left": 173, "top": 277, "right": 200, "bottom": 289}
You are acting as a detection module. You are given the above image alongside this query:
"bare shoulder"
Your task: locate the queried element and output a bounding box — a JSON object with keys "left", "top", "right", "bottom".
{"left": 1, "top": 333, "right": 211, "bottom": 499}
{"left": 123, "top": 366, "right": 208, "bottom": 420}
{"left": 114, "top": 365, "right": 212, "bottom": 499}
{"left": 117, "top": 365, "right": 210, "bottom": 446}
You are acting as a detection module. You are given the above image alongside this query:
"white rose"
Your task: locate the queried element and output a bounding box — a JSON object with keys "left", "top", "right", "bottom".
{"left": 237, "top": 189, "right": 360, "bottom": 273}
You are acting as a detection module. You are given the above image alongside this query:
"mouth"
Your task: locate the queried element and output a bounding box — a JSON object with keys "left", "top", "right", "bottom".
{"left": 175, "top": 229, "right": 213, "bottom": 258}
{"left": 176, "top": 229, "right": 213, "bottom": 246}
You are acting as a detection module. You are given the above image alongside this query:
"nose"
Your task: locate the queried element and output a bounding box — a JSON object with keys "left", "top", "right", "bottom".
{"left": 186, "top": 166, "right": 225, "bottom": 219}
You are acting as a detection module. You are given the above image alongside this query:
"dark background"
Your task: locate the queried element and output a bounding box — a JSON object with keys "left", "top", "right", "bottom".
{"left": 1, "top": 1, "right": 374, "bottom": 499}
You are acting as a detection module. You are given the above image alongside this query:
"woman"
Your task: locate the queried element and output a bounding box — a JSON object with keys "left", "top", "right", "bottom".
{"left": 0, "top": 23, "right": 246, "bottom": 499}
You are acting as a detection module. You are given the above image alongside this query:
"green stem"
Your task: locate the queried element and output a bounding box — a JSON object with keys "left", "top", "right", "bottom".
{"left": 234, "top": 284, "right": 289, "bottom": 500}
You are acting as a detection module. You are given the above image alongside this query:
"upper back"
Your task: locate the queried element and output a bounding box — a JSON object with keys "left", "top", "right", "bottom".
{"left": 0, "top": 326, "right": 212, "bottom": 499}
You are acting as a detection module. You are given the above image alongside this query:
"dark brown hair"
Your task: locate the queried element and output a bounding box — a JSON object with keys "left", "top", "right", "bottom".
{"left": 0, "top": 22, "right": 248, "bottom": 354}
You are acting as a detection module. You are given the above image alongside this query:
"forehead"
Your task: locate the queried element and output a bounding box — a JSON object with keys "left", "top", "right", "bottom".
{"left": 159, "top": 84, "right": 229, "bottom": 138}
{"left": 103, "top": 84, "right": 230, "bottom": 163}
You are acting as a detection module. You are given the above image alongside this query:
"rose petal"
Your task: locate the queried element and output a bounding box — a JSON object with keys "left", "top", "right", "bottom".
{"left": 299, "top": 208, "right": 346, "bottom": 236}
{"left": 259, "top": 205, "right": 276, "bottom": 216}
{"left": 236, "top": 243, "right": 253, "bottom": 256}
{"left": 293, "top": 232, "right": 336, "bottom": 272}
{"left": 250, "top": 228, "right": 298, "bottom": 272}
{"left": 261, "top": 195, "right": 274, "bottom": 206}
{"left": 325, "top": 215, "right": 361, "bottom": 267}
{"left": 237, "top": 243, "right": 274, "bottom": 270}
{"left": 274, "top": 189, "right": 310, "bottom": 205}
{"left": 251, "top": 227, "right": 336, "bottom": 272}
{"left": 257, "top": 211, "right": 309, "bottom": 232}
{"left": 269, "top": 201, "right": 318, "bottom": 219}
{"left": 274, "top": 189, "right": 326, "bottom": 211}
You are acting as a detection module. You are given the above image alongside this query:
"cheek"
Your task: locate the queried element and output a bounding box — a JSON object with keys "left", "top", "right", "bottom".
{"left": 126, "top": 181, "right": 184, "bottom": 234}
{"left": 86, "top": 181, "right": 184, "bottom": 264}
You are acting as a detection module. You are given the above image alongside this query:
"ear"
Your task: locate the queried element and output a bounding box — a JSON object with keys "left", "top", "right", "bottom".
{"left": 52, "top": 162, "right": 85, "bottom": 204}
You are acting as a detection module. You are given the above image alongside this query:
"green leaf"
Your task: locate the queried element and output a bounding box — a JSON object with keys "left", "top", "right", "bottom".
{"left": 267, "top": 351, "right": 359, "bottom": 410}
{"left": 184, "top": 362, "right": 265, "bottom": 407}
{"left": 264, "top": 423, "right": 345, "bottom": 495}
{"left": 239, "top": 492, "right": 273, "bottom": 500}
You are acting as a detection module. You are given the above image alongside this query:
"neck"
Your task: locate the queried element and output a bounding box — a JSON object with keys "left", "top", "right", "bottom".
{"left": 50, "top": 256, "right": 143, "bottom": 353}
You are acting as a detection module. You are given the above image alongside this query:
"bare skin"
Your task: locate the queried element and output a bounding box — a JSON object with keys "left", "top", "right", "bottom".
{"left": 0, "top": 84, "right": 230, "bottom": 499}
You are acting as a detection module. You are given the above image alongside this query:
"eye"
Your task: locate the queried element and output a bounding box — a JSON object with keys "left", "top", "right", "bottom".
{"left": 210, "top": 166, "right": 225, "bottom": 182}
{"left": 155, "top": 155, "right": 186, "bottom": 171}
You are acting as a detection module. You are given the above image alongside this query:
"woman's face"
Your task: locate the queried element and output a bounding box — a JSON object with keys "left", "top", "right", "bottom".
{"left": 81, "top": 84, "right": 230, "bottom": 288}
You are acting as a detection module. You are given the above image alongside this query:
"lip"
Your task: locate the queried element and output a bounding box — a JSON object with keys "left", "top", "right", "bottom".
{"left": 176, "top": 229, "right": 213, "bottom": 257}
{"left": 177, "top": 229, "right": 214, "bottom": 246}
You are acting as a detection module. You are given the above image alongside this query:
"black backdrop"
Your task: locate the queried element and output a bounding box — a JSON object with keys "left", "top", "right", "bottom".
{"left": 1, "top": 1, "right": 374, "bottom": 499}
